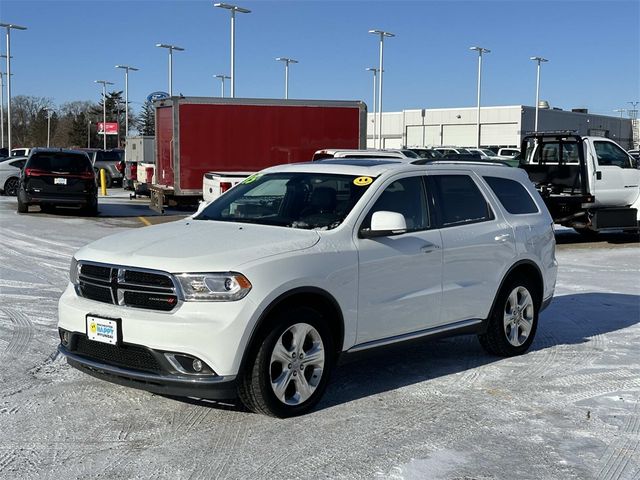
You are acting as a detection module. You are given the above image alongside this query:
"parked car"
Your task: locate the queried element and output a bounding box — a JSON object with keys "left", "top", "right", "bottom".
{"left": 17, "top": 149, "right": 98, "bottom": 215}
{"left": 58, "top": 158, "right": 557, "bottom": 417}
{"left": 467, "top": 148, "right": 519, "bottom": 167}
{"left": 434, "top": 147, "right": 474, "bottom": 156}
{"left": 79, "top": 149, "right": 124, "bottom": 188}
{"left": 312, "top": 148, "right": 414, "bottom": 161}
{"left": 0, "top": 156, "right": 27, "bottom": 196}
{"left": 405, "top": 148, "right": 444, "bottom": 159}
{"left": 498, "top": 148, "right": 521, "bottom": 157}
{"left": 11, "top": 147, "right": 32, "bottom": 157}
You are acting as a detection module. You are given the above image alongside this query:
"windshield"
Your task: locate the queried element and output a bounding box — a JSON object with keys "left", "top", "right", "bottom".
{"left": 196, "top": 172, "right": 376, "bottom": 230}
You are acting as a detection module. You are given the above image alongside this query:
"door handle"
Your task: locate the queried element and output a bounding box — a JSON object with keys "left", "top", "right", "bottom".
{"left": 596, "top": 171, "right": 602, "bottom": 180}
{"left": 420, "top": 243, "right": 441, "bottom": 253}
{"left": 494, "top": 233, "right": 511, "bottom": 242}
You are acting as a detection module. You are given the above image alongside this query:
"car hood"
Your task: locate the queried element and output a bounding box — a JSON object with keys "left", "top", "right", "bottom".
{"left": 75, "top": 219, "right": 321, "bottom": 272}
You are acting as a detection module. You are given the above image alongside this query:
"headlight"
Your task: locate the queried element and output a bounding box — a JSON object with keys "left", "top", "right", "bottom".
{"left": 176, "top": 272, "right": 252, "bottom": 301}
{"left": 69, "top": 257, "right": 79, "bottom": 285}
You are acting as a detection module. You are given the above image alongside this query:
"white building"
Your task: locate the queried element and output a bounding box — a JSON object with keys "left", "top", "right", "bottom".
{"left": 367, "top": 105, "right": 635, "bottom": 150}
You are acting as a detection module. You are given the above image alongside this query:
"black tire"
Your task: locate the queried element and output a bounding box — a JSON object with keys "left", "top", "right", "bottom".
{"left": 4, "top": 177, "right": 19, "bottom": 196}
{"left": 478, "top": 275, "right": 540, "bottom": 357}
{"left": 238, "top": 306, "right": 335, "bottom": 418}
{"left": 573, "top": 227, "right": 599, "bottom": 238}
{"left": 104, "top": 172, "right": 113, "bottom": 188}
{"left": 17, "top": 194, "right": 28, "bottom": 213}
{"left": 83, "top": 198, "right": 99, "bottom": 217}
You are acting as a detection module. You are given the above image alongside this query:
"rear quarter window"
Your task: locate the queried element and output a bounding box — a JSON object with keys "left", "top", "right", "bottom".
{"left": 483, "top": 176, "right": 539, "bottom": 214}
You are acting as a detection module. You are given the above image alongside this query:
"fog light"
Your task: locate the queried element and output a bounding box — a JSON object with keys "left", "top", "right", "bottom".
{"left": 192, "top": 359, "right": 203, "bottom": 372}
{"left": 59, "top": 329, "right": 70, "bottom": 346}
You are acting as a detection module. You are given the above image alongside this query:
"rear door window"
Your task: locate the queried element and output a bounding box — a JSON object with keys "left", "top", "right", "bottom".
{"left": 430, "top": 174, "right": 494, "bottom": 227}
{"left": 483, "top": 176, "right": 539, "bottom": 214}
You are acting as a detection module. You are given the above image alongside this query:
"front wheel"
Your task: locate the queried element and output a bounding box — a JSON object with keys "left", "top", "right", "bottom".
{"left": 478, "top": 276, "right": 539, "bottom": 357}
{"left": 238, "top": 307, "right": 334, "bottom": 417}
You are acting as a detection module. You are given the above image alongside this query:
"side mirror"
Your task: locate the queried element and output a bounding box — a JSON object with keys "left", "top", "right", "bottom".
{"left": 360, "top": 211, "right": 407, "bottom": 238}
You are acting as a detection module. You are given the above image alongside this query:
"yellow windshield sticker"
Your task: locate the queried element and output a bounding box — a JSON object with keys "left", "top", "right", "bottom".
{"left": 354, "top": 176, "right": 373, "bottom": 186}
{"left": 242, "top": 173, "right": 262, "bottom": 184}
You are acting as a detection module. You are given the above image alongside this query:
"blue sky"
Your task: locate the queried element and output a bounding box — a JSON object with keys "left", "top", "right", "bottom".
{"left": 2, "top": 0, "right": 639, "bottom": 116}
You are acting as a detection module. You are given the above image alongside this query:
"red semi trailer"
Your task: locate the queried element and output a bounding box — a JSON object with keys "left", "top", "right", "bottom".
{"left": 150, "top": 97, "right": 367, "bottom": 212}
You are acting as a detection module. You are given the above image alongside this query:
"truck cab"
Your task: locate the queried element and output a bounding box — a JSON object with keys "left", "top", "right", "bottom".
{"left": 519, "top": 132, "right": 640, "bottom": 232}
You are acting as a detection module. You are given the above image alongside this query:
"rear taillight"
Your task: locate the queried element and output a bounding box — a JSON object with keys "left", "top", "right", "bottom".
{"left": 78, "top": 171, "right": 95, "bottom": 179}
{"left": 116, "top": 162, "right": 124, "bottom": 173}
{"left": 220, "top": 182, "right": 232, "bottom": 193}
{"left": 24, "top": 168, "right": 48, "bottom": 177}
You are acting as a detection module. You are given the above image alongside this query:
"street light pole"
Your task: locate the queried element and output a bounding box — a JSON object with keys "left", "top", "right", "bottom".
{"left": 214, "top": 74, "right": 231, "bottom": 97}
{"left": 45, "top": 108, "right": 52, "bottom": 147}
{"left": 95, "top": 80, "right": 114, "bottom": 150}
{"left": 369, "top": 30, "right": 395, "bottom": 149}
{"left": 613, "top": 109, "right": 627, "bottom": 119}
{"left": 214, "top": 3, "right": 251, "bottom": 98}
{"left": 0, "top": 23, "right": 27, "bottom": 153}
{"left": 0, "top": 71, "right": 4, "bottom": 149}
{"left": 470, "top": 46, "right": 490, "bottom": 148}
{"left": 275, "top": 58, "right": 298, "bottom": 99}
{"left": 530, "top": 56, "right": 548, "bottom": 132}
{"left": 115, "top": 65, "right": 139, "bottom": 139}
{"left": 366, "top": 67, "right": 379, "bottom": 148}
{"left": 155, "top": 44, "right": 184, "bottom": 96}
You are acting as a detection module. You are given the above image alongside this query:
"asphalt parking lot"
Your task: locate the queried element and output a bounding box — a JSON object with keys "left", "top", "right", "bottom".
{"left": 0, "top": 192, "right": 639, "bottom": 480}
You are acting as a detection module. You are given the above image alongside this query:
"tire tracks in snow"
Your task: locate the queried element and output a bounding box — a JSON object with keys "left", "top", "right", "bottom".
{"left": 0, "top": 307, "right": 34, "bottom": 358}
{"left": 596, "top": 394, "right": 640, "bottom": 480}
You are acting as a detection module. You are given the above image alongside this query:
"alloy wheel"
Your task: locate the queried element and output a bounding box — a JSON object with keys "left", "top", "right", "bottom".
{"left": 269, "top": 322, "right": 325, "bottom": 405}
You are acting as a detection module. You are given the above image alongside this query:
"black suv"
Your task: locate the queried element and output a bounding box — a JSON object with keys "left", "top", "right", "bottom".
{"left": 17, "top": 149, "right": 98, "bottom": 215}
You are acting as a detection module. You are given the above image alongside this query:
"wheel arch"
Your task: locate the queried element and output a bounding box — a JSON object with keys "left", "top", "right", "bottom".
{"left": 481, "top": 259, "right": 544, "bottom": 333}
{"left": 239, "top": 287, "right": 345, "bottom": 374}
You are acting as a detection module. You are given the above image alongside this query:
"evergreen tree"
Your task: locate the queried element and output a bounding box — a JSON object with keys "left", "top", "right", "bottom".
{"left": 137, "top": 100, "right": 155, "bottom": 136}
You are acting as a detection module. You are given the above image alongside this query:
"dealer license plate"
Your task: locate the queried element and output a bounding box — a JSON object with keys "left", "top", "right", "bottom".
{"left": 86, "top": 316, "right": 118, "bottom": 345}
{"left": 54, "top": 177, "right": 67, "bottom": 185}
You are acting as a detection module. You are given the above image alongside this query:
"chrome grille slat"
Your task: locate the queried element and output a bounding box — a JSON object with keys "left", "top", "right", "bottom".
{"left": 76, "top": 261, "right": 180, "bottom": 312}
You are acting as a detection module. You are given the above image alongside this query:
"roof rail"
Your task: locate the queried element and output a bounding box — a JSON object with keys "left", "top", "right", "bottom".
{"left": 412, "top": 159, "right": 510, "bottom": 167}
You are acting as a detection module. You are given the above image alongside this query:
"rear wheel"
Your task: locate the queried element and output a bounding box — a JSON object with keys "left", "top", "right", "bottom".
{"left": 83, "top": 198, "right": 98, "bottom": 217}
{"left": 3, "top": 177, "right": 19, "bottom": 196}
{"left": 238, "top": 306, "right": 334, "bottom": 417}
{"left": 17, "top": 194, "right": 28, "bottom": 213}
{"left": 478, "top": 276, "right": 539, "bottom": 357}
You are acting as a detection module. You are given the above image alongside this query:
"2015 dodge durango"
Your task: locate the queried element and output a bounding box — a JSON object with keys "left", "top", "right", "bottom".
{"left": 57, "top": 159, "right": 557, "bottom": 417}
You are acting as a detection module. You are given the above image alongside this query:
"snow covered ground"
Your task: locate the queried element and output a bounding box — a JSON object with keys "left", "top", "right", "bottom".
{"left": 0, "top": 194, "right": 639, "bottom": 480}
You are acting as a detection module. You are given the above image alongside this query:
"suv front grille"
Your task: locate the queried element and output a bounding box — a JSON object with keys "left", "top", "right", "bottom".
{"left": 77, "top": 262, "right": 179, "bottom": 311}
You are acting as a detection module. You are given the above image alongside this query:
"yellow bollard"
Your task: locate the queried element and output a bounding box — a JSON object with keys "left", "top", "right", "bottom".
{"left": 100, "top": 168, "right": 107, "bottom": 196}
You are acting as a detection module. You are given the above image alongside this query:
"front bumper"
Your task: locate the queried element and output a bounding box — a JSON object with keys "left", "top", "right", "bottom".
{"left": 58, "top": 283, "right": 257, "bottom": 378}
{"left": 59, "top": 343, "right": 237, "bottom": 399}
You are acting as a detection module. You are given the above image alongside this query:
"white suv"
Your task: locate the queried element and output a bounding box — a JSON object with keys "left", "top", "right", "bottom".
{"left": 58, "top": 159, "right": 557, "bottom": 417}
